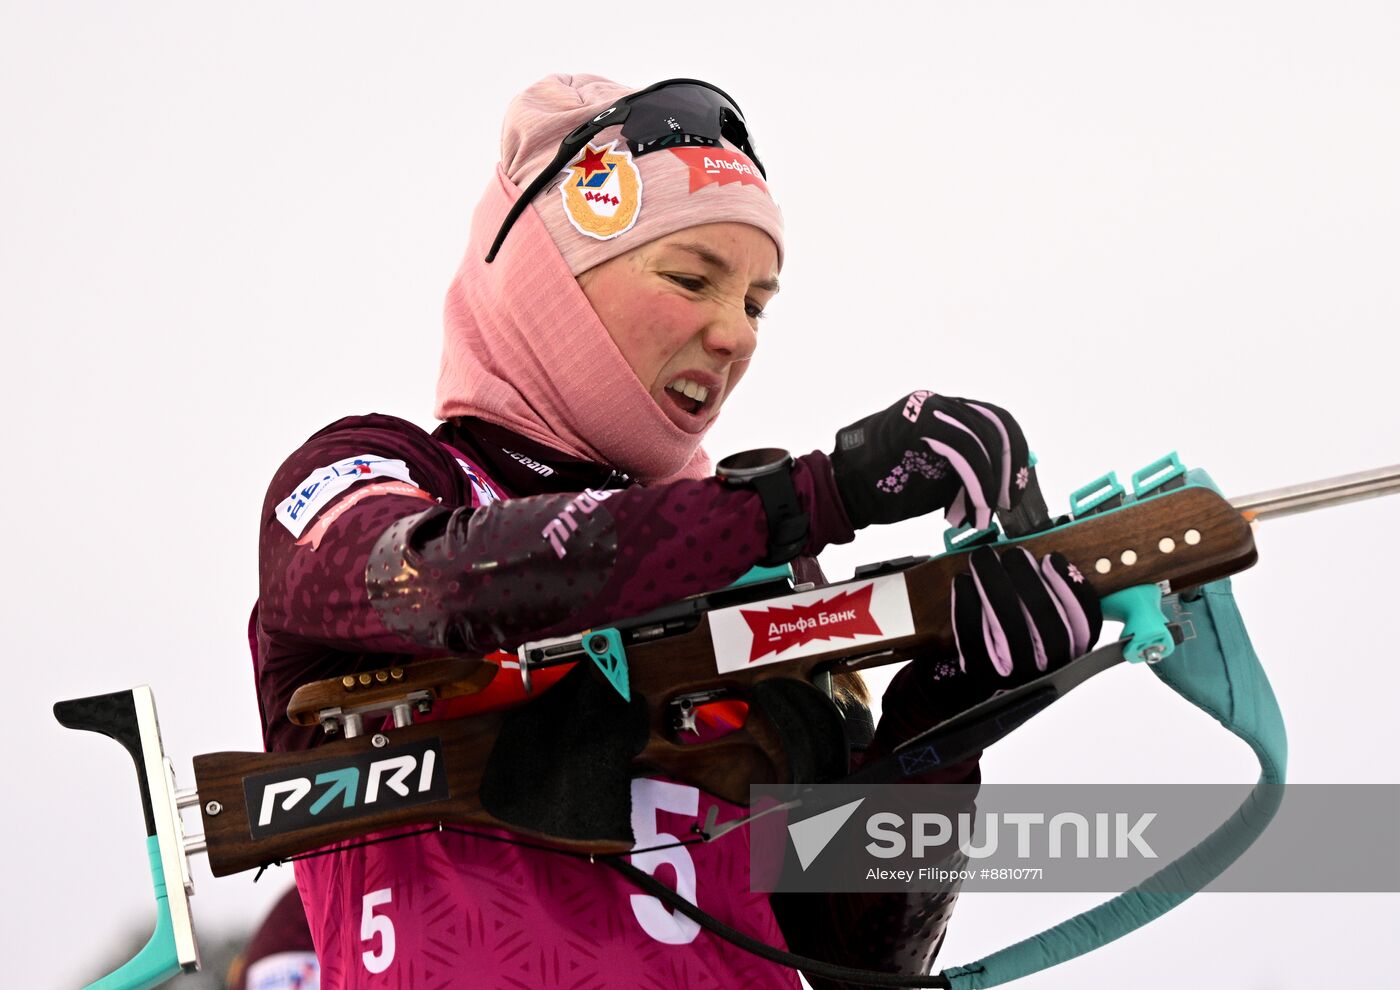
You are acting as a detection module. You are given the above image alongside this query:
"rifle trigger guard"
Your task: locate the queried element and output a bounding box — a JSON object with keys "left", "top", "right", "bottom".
{"left": 671, "top": 690, "right": 726, "bottom": 736}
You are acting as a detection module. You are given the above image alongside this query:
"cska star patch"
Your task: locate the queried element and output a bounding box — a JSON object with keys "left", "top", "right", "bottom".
{"left": 560, "top": 140, "right": 643, "bottom": 241}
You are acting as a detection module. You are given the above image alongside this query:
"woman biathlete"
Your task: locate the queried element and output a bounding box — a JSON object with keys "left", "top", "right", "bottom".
{"left": 251, "top": 74, "right": 1103, "bottom": 989}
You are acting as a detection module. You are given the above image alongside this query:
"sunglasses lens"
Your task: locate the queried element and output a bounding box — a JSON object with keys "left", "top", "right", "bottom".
{"left": 619, "top": 83, "right": 762, "bottom": 175}
{"left": 623, "top": 85, "right": 726, "bottom": 147}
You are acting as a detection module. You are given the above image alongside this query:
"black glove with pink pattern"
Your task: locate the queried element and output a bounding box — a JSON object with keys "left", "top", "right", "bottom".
{"left": 951, "top": 545, "right": 1103, "bottom": 696}
{"left": 868, "top": 545, "right": 1103, "bottom": 762}
{"left": 829, "top": 392, "right": 1031, "bottom": 530}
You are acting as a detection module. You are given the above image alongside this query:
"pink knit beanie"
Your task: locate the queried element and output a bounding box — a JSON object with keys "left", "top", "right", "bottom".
{"left": 497, "top": 73, "right": 784, "bottom": 273}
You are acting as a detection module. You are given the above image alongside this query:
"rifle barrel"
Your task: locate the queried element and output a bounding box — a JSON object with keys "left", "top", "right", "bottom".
{"left": 1230, "top": 464, "right": 1400, "bottom": 522}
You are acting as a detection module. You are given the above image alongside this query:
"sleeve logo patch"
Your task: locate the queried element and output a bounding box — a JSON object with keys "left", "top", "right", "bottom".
{"left": 295, "top": 480, "right": 435, "bottom": 550}
{"left": 708, "top": 574, "right": 915, "bottom": 673}
{"left": 560, "top": 141, "right": 643, "bottom": 241}
{"left": 276, "top": 455, "right": 417, "bottom": 537}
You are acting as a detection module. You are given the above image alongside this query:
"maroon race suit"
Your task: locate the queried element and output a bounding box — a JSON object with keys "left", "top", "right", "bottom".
{"left": 252, "top": 413, "right": 976, "bottom": 989}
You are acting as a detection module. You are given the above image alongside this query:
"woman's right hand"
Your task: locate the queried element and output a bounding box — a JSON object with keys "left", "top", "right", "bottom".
{"left": 828, "top": 391, "right": 1030, "bottom": 531}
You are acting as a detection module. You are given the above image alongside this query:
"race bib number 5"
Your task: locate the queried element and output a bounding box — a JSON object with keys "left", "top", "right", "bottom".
{"left": 628, "top": 778, "right": 701, "bottom": 946}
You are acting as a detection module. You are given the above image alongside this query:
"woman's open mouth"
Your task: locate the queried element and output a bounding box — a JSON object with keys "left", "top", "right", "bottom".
{"left": 660, "top": 375, "right": 718, "bottom": 432}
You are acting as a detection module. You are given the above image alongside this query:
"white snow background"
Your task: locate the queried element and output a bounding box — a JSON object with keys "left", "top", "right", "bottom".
{"left": 3, "top": 2, "right": 1397, "bottom": 987}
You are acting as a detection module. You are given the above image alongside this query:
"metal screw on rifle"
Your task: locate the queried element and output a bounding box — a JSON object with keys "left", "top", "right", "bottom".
{"left": 589, "top": 634, "right": 609, "bottom": 654}
{"left": 371, "top": 733, "right": 389, "bottom": 748}
{"left": 204, "top": 801, "right": 222, "bottom": 816}
{"left": 1142, "top": 646, "right": 1166, "bottom": 664}
{"left": 320, "top": 717, "right": 339, "bottom": 736}
{"left": 415, "top": 699, "right": 432, "bottom": 716}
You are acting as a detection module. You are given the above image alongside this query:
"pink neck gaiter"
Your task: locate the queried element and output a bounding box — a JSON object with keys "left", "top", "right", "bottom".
{"left": 434, "top": 167, "right": 712, "bottom": 484}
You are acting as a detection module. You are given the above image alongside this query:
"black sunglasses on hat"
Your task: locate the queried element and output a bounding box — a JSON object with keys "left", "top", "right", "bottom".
{"left": 485, "top": 78, "right": 764, "bottom": 263}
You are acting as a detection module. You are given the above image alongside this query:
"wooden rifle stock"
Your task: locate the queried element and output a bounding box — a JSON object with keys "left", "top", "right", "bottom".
{"left": 192, "top": 483, "right": 1256, "bottom": 876}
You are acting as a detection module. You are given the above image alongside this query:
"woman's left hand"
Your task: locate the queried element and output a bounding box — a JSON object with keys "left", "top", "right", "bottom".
{"left": 867, "top": 544, "right": 1104, "bottom": 766}
{"left": 951, "top": 545, "right": 1103, "bottom": 695}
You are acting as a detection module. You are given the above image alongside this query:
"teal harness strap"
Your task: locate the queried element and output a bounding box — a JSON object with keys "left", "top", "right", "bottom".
{"left": 941, "top": 578, "right": 1288, "bottom": 989}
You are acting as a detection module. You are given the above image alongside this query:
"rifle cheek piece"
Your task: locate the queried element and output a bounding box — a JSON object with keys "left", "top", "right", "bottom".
{"left": 366, "top": 496, "right": 617, "bottom": 652}
{"left": 480, "top": 663, "right": 648, "bottom": 843}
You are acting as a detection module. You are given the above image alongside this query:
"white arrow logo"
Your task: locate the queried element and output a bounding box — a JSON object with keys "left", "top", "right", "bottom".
{"left": 788, "top": 798, "right": 866, "bottom": 870}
